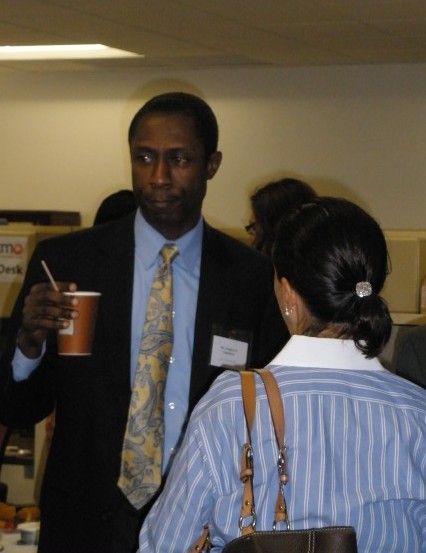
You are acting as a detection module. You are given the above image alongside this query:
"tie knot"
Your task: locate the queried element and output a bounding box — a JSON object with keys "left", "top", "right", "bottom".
{"left": 160, "top": 243, "right": 179, "bottom": 264}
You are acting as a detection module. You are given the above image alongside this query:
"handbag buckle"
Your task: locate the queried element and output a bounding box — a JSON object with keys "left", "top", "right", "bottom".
{"left": 238, "top": 509, "right": 257, "bottom": 532}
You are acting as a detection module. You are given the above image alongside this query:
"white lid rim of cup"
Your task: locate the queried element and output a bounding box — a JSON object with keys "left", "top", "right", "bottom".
{"left": 57, "top": 352, "right": 93, "bottom": 356}
{"left": 62, "top": 291, "right": 101, "bottom": 296}
{"left": 17, "top": 522, "right": 40, "bottom": 530}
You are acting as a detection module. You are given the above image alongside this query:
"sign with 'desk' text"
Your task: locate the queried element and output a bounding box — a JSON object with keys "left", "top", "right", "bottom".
{"left": 0, "top": 235, "right": 29, "bottom": 283}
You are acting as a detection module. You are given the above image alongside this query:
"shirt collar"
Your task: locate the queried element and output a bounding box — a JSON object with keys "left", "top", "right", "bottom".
{"left": 134, "top": 209, "right": 203, "bottom": 274}
{"left": 268, "top": 335, "right": 385, "bottom": 371}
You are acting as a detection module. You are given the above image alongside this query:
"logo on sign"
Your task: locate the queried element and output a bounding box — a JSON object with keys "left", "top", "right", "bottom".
{"left": 0, "top": 242, "right": 24, "bottom": 256}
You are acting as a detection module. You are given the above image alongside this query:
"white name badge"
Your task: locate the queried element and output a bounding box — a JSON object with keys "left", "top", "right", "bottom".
{"left": 210, "top": 335, "right": 249, "bottom": 369}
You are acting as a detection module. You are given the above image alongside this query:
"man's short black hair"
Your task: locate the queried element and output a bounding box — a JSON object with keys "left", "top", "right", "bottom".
{"left": 128, "top": 92, "right": 219, "bottom": 159}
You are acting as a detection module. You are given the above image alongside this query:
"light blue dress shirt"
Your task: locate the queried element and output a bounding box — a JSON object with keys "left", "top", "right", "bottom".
{"left": 12, "top": 210, "right": 202, "bottom": 473}
{"left": 132, "top": 211, "right": 202, "bottom": 471}
{"left": 139, "top": 335, "right": 426, "bottom": 552}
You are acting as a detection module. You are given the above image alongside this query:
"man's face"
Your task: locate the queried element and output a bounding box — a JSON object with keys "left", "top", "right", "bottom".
{"left": 130, "top": 112, "right": 222, "bottom": 240}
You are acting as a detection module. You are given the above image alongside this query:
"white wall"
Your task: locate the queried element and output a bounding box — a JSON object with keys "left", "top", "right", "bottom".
{"left": 0, "top": 64, "right": 425, "bottom": 229}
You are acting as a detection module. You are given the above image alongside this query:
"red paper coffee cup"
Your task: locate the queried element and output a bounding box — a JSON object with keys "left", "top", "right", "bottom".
{"left": 57, "top": 292, "right": 101, "bottom": 355}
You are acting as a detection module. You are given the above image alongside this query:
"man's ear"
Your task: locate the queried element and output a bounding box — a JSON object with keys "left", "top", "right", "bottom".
{"left": 206, "top": 151, "right": 222, "bottom": 180}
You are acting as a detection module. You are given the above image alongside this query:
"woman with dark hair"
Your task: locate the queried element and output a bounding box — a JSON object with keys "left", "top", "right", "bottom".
{"left": 247, "top": 177, "right": 317, "bottom": 256}
{"left": 272, "top": 197, "right": 391, "bottom": 358}
{"left": 139, "top": 197, "right": 426, "bottom": 553}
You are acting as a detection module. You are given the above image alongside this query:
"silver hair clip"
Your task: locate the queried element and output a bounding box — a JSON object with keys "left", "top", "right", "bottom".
{"left": 355, "top": 281, "right": 372, "bottom": 298}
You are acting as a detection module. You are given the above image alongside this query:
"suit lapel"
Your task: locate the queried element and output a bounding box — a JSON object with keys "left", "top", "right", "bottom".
{"left": 189, "top": 224, "right": 230, "bottom": 407}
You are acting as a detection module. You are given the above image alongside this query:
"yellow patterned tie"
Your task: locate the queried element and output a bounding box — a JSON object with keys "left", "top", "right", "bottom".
{"left": 118, "top": 243, "right": 179, "bottom": 509}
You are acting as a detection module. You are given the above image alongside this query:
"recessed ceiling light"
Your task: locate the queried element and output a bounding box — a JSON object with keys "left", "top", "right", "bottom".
{"left": 0, "top": 44, "right": 143, "bottom": 60}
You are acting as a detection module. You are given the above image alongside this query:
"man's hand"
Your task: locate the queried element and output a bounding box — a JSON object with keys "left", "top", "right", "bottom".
{"left": 16, "top": 282, "right": 79, "bottom": 358}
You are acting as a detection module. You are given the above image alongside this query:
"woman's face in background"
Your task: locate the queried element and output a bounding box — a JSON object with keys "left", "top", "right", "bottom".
{"left": 246, "top": 214, "right": 265, "bottom": 253}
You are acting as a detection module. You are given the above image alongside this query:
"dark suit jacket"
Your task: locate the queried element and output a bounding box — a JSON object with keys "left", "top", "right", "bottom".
{"left": 393, "top": 325, "right": 426, "bottom": 389}
{"left": 0, "top": 213, "right": 287, "bottom": 553}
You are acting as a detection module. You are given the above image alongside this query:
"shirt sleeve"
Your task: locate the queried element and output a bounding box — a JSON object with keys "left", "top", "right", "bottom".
{"left": 12, "top": 343, "right": 45, "bottom": 381}
{"left": 139, "top": 419, "right": 214, "bottom": 552}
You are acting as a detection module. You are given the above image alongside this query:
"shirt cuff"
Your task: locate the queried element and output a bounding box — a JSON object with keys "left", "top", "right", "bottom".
{"left": 12, "top": 343, "right": 45, "bottom": 381}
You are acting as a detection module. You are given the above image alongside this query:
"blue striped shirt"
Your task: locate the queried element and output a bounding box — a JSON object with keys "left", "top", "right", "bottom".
{"left": 139, "top": 335, "right": 426, "bottom": 553}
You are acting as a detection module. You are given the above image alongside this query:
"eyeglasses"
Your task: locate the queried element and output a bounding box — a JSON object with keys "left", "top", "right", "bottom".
{"left": 245, "top": 222, "right": 256, "bottom": 235}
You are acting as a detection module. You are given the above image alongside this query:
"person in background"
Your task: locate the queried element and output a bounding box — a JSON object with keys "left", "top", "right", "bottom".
{"left": 247, "top": 177, "right": 317, "bottom": 256}
{"left": 139, "top": 197, "right": 426, "bottom": 553}
{"left": 0, "top": 92, "right": 287, "bottom": 553}
{"left": 93, "top": 189, "right": 137, "bottom": 226}
{"left": 393, "top": 325, "right": 426, "bottom": 388}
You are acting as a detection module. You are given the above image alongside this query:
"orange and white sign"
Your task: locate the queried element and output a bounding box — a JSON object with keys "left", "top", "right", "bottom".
{"left": 0, "top": 235, "right": 29, "bottom": 283}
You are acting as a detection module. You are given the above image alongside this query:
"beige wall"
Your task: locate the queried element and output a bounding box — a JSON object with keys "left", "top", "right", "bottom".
{"left": 0, "top": 64, "right": 426, "bottom": 229}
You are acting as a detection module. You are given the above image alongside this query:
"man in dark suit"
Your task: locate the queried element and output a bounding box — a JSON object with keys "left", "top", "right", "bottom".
{"left": 0, "top": 92, "right": 287, "bottom": 553}
{"left": 393, "top": 325, "right": 426, "bottom": 388}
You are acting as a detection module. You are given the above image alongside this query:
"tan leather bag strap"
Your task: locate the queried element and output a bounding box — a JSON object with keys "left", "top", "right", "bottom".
{"left": 238, "top": 371, "right": 257, "bottom": 535}
{"left": 190, "top": 368, "right": 289, "bottom": 552}
{"left": 239, "top": 369, "right": 289, "bottom": 530}
{"left": 240, "top": 370, "right": 256, "bottom": 431}
{"left": 253, "top": 369, "right": 285, "bottom": 450}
